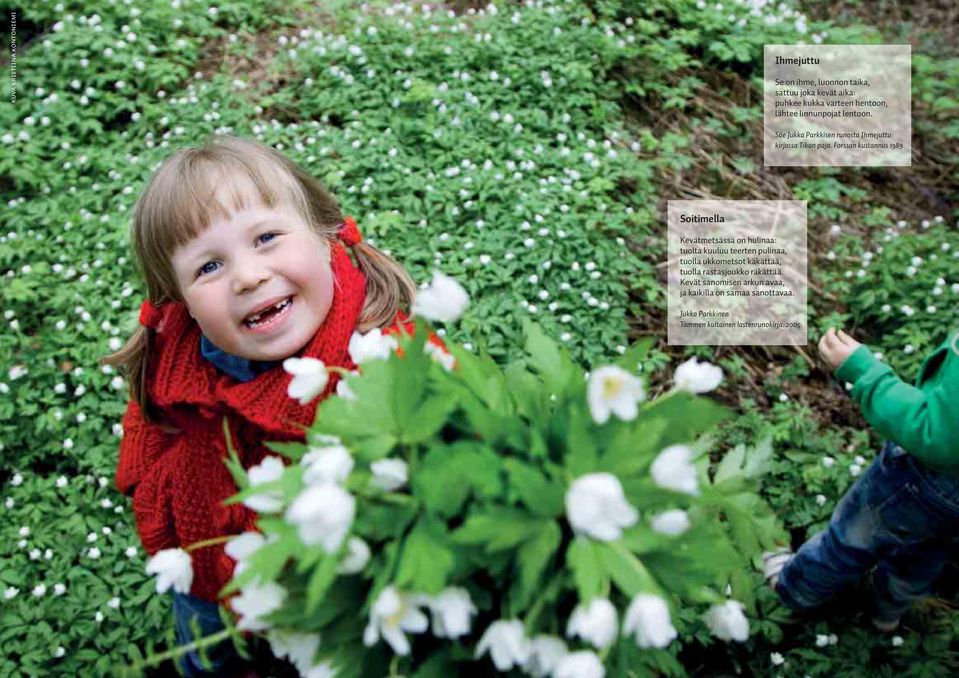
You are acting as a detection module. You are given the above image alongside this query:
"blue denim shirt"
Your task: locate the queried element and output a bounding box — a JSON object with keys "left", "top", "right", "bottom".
{"left": 199, "top": 333, "right": 280, "bottom": 382}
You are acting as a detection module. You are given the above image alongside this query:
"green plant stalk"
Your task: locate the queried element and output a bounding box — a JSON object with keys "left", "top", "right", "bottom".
{"left": 126, "top": 628, "right": 233, "bottom": 671}
{"left": 186, "top": 534, "right": 235, "bottom": 553}
{"left": 524, "top": 569, "right": 565, "bottom": 635}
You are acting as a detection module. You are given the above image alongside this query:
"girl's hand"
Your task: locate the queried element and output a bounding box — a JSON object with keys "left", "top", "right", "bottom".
{"left": 818, "top": 327, "right": 861, "bottom": 371}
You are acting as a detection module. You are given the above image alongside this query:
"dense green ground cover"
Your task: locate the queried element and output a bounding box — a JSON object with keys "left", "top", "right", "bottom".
{"left": 1, "top": 0, "right": 957, "bottom": 675}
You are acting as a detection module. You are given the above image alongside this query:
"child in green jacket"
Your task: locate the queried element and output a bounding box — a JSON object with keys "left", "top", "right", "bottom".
{"left": 764, "top": 328, "right": 959, "bottom": 631}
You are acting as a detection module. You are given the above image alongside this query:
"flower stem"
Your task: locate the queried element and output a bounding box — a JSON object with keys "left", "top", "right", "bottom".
{"left": 186, "top": 535, "right": 234, "bottom": 553}
{"left": 125, "top": 628, "right": 234, "bottom": 671}
{"left": 525, "top": 570, "right": 565, "bottom": 634}
{"left": 327, "top": 365, "right": 351, "bottom": 377}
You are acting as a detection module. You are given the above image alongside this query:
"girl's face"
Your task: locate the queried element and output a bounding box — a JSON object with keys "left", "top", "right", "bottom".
{"left": 170, "top": 178, "right": 335, "bottom": 363}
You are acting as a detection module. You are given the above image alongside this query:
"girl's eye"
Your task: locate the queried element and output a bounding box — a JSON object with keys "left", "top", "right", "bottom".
{"left": 196, "top": 232, "right": 280, "bottom": 277}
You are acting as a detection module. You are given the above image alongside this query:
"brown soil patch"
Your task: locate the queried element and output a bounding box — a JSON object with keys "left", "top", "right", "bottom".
{"left": 620, "top": 40, "right": 957, "bottom": 428}
{"left": 192, "top": 4, "right": 339, "bottom": 102}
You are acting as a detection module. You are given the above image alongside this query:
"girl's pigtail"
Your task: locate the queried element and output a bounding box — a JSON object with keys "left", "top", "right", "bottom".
{"left": 99, "top": 326, "right": 178, "bottom": 432}
{"left": 349, "top": 241, "right": 417, "bottom": 333}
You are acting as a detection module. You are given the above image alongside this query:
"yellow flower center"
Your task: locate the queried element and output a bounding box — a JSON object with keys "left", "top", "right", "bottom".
{"left": 602, "top": 376, "right": 624, "bottom": 400}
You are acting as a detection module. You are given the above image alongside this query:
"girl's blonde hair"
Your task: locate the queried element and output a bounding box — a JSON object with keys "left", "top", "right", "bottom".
{"left": 100, "top": 134, "right": 416, "bottom": 429}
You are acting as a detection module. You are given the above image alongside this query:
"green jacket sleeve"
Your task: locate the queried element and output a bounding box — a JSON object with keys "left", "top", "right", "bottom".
{"left": 835, "top": 345, "right": 959, "bottom": 469}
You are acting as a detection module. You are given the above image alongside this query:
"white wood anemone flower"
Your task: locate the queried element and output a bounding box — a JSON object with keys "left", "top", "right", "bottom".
{"left": 475, "top": 619, "right": 531, "bottom": 671}
{"left": 565, "top": 472, "right": 638, "bottom": 541}
{"left": 587, "top": 365, "right": 645, "bottom": 425}
{"left": 622, "top": 593, "right": 678, "bottom": 649}
{"left": 370, "top": 458, "right": 408, "bottom": 491}
{"left": 566, "top": 597, "right": 618, "bottom": 649}
{"left": 554, "top": 650, "right": 605, "bottom": 678}
{"left": 231, "top": 581, "right": 287, "bottom": 632}
{"left": 703, "top": 600, "right": 749, "bottom": 642}
{"left": 348, "top": 328, "right": 398, "bottom": 364}
{"left": 526, "top": 635, "right": 569, "bottom": 678}
{"left": 412, "top": 271, "right": 470, "bottom": 323}
{"left": 266, "top": 630, "right": 325, "bottom": 677}
{"left": 650, "top": 445, "right": 700, "bottom": 496}
{"left": 301, "top": 443, "right": 354, "bottom": 486}
{"left": 224, "top": 531, "right": 268, "bottom": 579}
{"left": 284, "top": 483, "right": 356, "bottom": 553}
{"left": 336, "top": 374, "right": 358, "bottom": 401}
{"left": 337, "top": 536, "right": 371, "bottom": 575}
{"left": 649, "top": 509, "right": 691, "bottom": 536}
{"left": 424, "top": 341, "right": 456, "bottom": 371}
{"left": 673, "top": 357, "right": 724, "bottom": 394}
{"left": 243, "top": 456, "right": 286, "bottom": 514}
{"left": 427, "top": 587, "right": 477, "bottom": 639}
{"left": 144, "top": 548, "right": 193, "bottom": 594}
{"left": 362, "top": 586, "right": 430, "bottom": 655}
{"left": 283, "top": 357, "right": 329, "bottom": 405}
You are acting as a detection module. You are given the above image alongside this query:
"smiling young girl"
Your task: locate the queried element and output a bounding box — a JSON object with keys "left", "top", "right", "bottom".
{"left": 101, "top": 134, "right": 424, "bottom": 676}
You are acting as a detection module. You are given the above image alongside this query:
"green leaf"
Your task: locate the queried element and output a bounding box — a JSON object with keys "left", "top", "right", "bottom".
{"left": 503, "top": 362, "right": 546, "bottom": 421}
{"left": 412, "top": 648, "right": 458, "bottom": 678}
{"left": 741, "top": 436, "right": 775, "bottom": 479}
{"left": 596, "top": 542, "right": 658, "bottom": 597}
{"left": 451, "top": 508, "right": 543, "bottom": 552}
{"left": 512, "top": 521, "right": 561, "bottom": 609}
{"left": 306, "top": 554, "right": 339, "bottom": 614}
{"left": 400, "top": 393, "right": 458, "bottom": 444}
{"left": 713, "top": 443, "right": 747, "bottom": 485}
{"left": 446, "top": 343, "right": 512, "bottom": 415}
{"left": 395, "top": 520, "right": 456, "bottom": 594}
{"left": 640, "top": 391, "right": 731, "bottom": 447}
{"left": 414, "top": 442, "right": 503, "bottom": 518}
{"left": 222, "top": 532, "right": 298, "bottom": 596}
{"left": 599, "top": 417, "right": 668, "bottom": 477}
{"left": 355, "top": 502, "right": 417, "bottom": 540}
{"left": 392, "top": 323, "right": 430, "bottom": 429}
{"left": 314, "top": 360, "right": 398, "bottom": 445}
{"left": 504, "top": 459, "right": 564, "bottom": 518}
{"left": 263, "top": 440, "right": 309, "bottom": 462}
{"left": 708, "top": 491, "right": 786, "bottom": 557}
{"left": 564, "top": 407, "right": 598, "bottom": 476}
{"left": 355, "top": 433, "right": 399, "bottom": 460}
{"left": 613, "top": 337, "right": 656, "bottom": 373}
{"left": 567, "top": 537, "right": 606, "bottom": 601}
{"left": 522, "top": 319, "right": 579, "bottom": 397}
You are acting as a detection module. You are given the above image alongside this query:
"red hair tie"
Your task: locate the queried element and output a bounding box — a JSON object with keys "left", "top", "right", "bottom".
{"left": 338, "top": 216, "right": 362, "bottom": 248}
{"left": 139, "top": 299, "right": 164, "bottom": 330}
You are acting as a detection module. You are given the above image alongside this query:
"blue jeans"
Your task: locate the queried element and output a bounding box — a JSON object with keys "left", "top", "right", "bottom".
{"left": 778, "top": 441, "right": 959, "bottom": 622}
{"left": 171, "top": 592, "right": 240, "bottom": 676}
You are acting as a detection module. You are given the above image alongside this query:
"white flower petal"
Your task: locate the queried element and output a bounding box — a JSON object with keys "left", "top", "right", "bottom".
{"left": 703, "top": 600, "right": 749, "bottom": 642}
{"left": 673, "top": 357, "right": 724, "bottom": 393}
{"left": 566, "top": 473, "right": 638, "bottom": 541}
{"left": 623, "top": 593, "right": 677, "bottom": 649}
{"left": 650, "top": 445, "right": 700, "bottom": 496}
{"left": 145, "top": 548, "right": 194, "bottom": 594}
{"left": 566, "top": 598, "right": 618, "bottom": 649}
{"left": 412, "top": 271, "right": 470, "bottom": 322}
{"left": 587, "top": 366, "right": 645, "bottom": 425}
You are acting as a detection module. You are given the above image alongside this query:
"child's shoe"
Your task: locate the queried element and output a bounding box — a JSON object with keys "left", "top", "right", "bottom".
{"left": 762, "top": 547, "right": 794, "bottom": 590}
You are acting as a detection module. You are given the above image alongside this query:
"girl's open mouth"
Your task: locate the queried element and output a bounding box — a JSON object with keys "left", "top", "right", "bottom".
{"left": 242, "top": 296, "right": 294, "bottom": 333}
